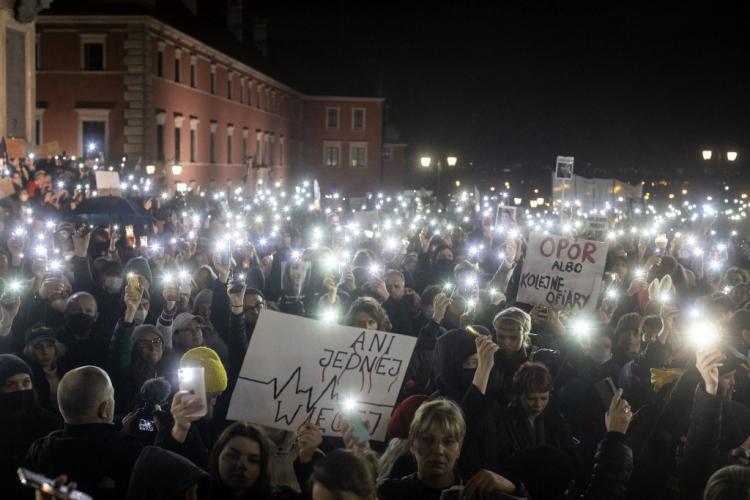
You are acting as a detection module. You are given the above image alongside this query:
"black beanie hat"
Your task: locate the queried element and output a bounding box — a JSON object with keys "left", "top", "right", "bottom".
{"left": 0, "top": 354, "right": 32, "bottom": 385}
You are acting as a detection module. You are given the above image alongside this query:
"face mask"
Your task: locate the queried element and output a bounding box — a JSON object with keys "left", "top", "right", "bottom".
{"left": 67, "top": 313, "right": 96, "bottom": 333}
{"left": 403, "top": 262, "right": 417, "bottom": 275}
{"left": 133, "top": 309, "right": 147, "bottom": 325}
{"left": 590, "top": 348, "right": 613, "bottom": 365}
{"left": 91, "top": 242, "right": 108, "bottom": 257}
{"left": 433, "top": 259, "right": 454, "bottom": 276}
{"left": 0, "top": 390, "right": 35, "bottom": 420}
{"left": 103, "top": 276, "right": 123, "bottom": 293}
{"left": 423, "top": 306, "right": 434, "bottom": 319}
{"left": 50, "top": 298, "right": 67, "bottom": 312}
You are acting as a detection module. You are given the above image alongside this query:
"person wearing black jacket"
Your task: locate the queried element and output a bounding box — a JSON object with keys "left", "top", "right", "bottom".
{"left": 25, "top": 365, "right": 143, "bottom": 500}
{"left": 0, "top": 354, "right": 61, "bottom": 499}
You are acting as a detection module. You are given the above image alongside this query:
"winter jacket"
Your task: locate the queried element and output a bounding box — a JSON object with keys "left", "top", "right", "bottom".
{"left": 378, "top": 472, "right": 527, "bottom": 500}
{"left": 25, "top": 423, "right": 144, "bottom": 500}
{"left": 126, "top": 445, "right": 211, "bottom": 500}
{"left": 579, "top": 432, "right": 634, "bottom": 500}
{"left": 460, "top": 384, "right": 576, "bottom": 477}
{"left": 401, "top": 319, "right": 446, "bottom": 399}
{"left": 0, "top": 398, "right": 61, "bottom": 499}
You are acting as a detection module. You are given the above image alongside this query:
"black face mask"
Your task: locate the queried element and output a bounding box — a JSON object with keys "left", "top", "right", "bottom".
{"left": 90, "top": 241, "right": 109, "bottom": 257}
{"left": 433, "top": 259, "right": 455, "bottom": 277}
{"left": 0, "top": 390, "right": 35, "bottom": 420}
{"left": 67, "top": 313, "right": 96, "bottom": 334}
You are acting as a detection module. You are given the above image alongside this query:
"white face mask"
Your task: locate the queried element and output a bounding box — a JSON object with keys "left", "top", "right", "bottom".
{"left": 590, "top": 348, "right": 613, "bottom": 365}
{"left": 133, "top": 309, "right": 147, "bottom": 325}
{"left": 103, "top": 276, "right": 123, "bottom": 293}
{"left": 50, "top": 298, "right": 67, "bottom": 312}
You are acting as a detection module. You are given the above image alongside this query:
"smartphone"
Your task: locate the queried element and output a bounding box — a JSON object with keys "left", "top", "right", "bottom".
{"left": 140, "top": 235, "right": 148, "bottom": 249}
{"left": 127, "top": 273, "right": 141, "bottom": 294}
{"left": 439, "top": 486, "right": 465, "bottom": 500}
{"left": 125, "top": 225, "right": 136, "bottom": 246}
{"left": 229, "top": 268, "right": 246, "bottom": 294}
{"left": 178, "top": 272, "right": 192, "bottom": 295}
{"left": 178, "top": 367, "right": 207, "bottom": 418}
{"left": 594, "top": 377, "right": 617, "bottom": 409}
{"left": 17, "top": 468, "right": 93, "bottom": 500}
{"left": 342, "top": 412, "right": 370, "bottom": 443}
{"left": 137, "top": 418, "right": 156, "bottom": 433}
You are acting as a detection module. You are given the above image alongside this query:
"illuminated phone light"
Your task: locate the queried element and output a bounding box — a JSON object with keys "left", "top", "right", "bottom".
{"left": 687, "top": 320, "right": 719, "bottom": 349}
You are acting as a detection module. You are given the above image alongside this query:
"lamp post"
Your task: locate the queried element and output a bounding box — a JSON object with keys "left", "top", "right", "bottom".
{"left": 701, "top": 148, "right": 740, "bottom": 176}
{"left": 420, "top": 155, "right": 457, "bottom": 203}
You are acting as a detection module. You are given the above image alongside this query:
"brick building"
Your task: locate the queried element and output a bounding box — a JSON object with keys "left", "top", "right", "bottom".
{"left": 33, "top": 1, "right": 406, "bottom": 195}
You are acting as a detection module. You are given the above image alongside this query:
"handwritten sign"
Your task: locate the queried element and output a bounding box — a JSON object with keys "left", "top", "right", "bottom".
{"left": 555, "top": 156, "right": 574, "bottom": 179}
{"left": 5, "top": 138, "right": 27, "bottom": 159}
{"left": 95, "top": 171, "right": 121, "bottom": 196}
{"left": 227, "top": 310, "right": 417, "bottom": 441}
{"left": 517, "top": 233, "right": 608, "bottom": 312}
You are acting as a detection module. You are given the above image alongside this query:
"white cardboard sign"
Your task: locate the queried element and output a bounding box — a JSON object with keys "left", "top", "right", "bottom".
{"left": 227, "top": 310, "right": 417, "bottom": 441}
{"left": 517, "top": 233, "right": 608, "bottom": 312}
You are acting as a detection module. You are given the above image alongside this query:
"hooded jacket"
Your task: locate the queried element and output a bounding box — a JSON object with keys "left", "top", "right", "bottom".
{"left": 430, "top": 329, "right": 478, "bottom": 401}
{"left": 127, "top": 445, "right": 211, "bottom": 500}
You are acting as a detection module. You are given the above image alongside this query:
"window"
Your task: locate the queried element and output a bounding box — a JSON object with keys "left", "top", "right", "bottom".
{"left": 190, "top": 129, "right": 196, "bottom": 162}
{"left": 227, "top": 125, "right": 234, "bottom": 164}
{"left": 157, "top": 50, "right": 164, "bottom": 77}
{"left": 382, "top": 145, "right": 392, "bottom": 161}
{"left": 190, "top": 59, "right": 196, "bottom": 87}
{"left": 174, "top": 126, "right": 181, "bottom": 162}
{"left": 350, "top": 143, "right": 367, "bottom": 168}
{"left": 352, "top": 108, "right": 365, "bottom": 131}
{"left": 242, "top": 129, "right": 248, "bottom": 160}
{"left": 325, "top": 107, "right": 339, "bottom": 130}
{"left": 156, "top": 124, "right": 165, "bottom": 162}
{"left": 174, "top": 51, "right": 181, "bottom": 83}
{"left": 323, "top": 141, "right": 341, "bottom": 168}
{"left": 269, "top": 134, "right": 275, "bottom": 165}
{"left": 82, "top": 121, "right": 105, "bottom": 157}
{"left": 209, "top": 123, "right": 217, "bottom": 163}
{"left": 227, "top": 77, "right": 232, "bottom": 100}
{"left": 279, "top": 136, "right": 285, "bottom": 166}
{"left": 255, "top": 130, "right": 262, "bottom": 163}
{"left": 81, "top": 35, "right": 105, "bottom": 71}
{"left": 240, "top": 80, "right": 245, "bottom": 104}
{"left": 35, "top": 35, "right": 40, "bottom": 70}
{"left": 35, "top": 119, "right": 42, "bottom": 145}
{"left": 210, "top": 68, "right": 216, "bottom": 94}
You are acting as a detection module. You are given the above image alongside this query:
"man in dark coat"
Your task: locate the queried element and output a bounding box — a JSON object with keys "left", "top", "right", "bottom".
{"left": 25, "top": 365, "right": 143, "bottom": 500}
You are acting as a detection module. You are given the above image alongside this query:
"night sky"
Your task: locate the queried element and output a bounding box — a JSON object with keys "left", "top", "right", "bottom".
{"left": 262, "top": 1, "right": 749, "bottom": 186}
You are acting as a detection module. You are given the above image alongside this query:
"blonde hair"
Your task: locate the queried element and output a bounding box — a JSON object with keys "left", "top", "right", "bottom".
{"left": 493, "top": 306, "right": 532, "bottom": 347}
{"left": 408, "top": 399, "right": 465, "bottom": 443}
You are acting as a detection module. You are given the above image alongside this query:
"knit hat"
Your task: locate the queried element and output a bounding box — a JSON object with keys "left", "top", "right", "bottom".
{"left": 124, "top": 256, "right": 153, "bottom": 285}
{"left": 24, "top": 326, "right": 57, "bottom": 347}
{"left": 173, "top": 313, "right": 204, "bottom": 333}
{"left": 0, "top": 354, "right": 32, "bottom": 384}
{"left": 180, "top": 347, "right": 227, "bottom": 393}
{"left": 387, "top": 395, "right": 430, "bottom": 439}
{"left": 132, "top": 324, "right": 166, "bottom": 345}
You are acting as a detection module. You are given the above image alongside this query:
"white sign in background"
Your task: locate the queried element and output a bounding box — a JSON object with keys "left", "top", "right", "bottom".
{"left": 517, "top": 234, "right": 609, "bottom": 313}
{"left": 227, "top": 310, "right": 417, "bottom": 441}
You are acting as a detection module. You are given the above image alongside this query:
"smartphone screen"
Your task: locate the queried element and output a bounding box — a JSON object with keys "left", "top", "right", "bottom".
{"left": 343, "top": 412, "right": 370, "bottom": 443}
{"left": 138, "top": 418, "right": 156, "bottom": 433}
{"left": 178, "top": 367, "right": 207, "bottom": 418}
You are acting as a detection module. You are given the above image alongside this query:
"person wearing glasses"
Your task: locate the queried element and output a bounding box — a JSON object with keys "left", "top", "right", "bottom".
{"left": 108, "top": 281, "right": 179, "bottom": 415}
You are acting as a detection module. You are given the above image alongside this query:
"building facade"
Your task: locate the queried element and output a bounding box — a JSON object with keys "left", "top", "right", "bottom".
{"left": 34, "top": 13, "right": 405, "bottom": 195}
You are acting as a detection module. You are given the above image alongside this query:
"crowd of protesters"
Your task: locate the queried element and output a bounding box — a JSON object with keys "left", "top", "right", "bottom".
{"left": 2, "top": 154, "right": 750, "bottom": 499}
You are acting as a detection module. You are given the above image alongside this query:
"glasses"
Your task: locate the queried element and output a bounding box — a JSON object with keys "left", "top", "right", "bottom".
{"left": 136, "top": 338, "right": 164, "bottom": 348}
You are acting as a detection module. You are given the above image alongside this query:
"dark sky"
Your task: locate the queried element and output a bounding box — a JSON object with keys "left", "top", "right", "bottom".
{"left": 262, "top": 1, "right": 749, "bottom": 184}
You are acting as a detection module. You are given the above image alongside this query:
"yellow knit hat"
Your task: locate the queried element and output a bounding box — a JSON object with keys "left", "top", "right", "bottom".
{"left": 180, "top": 347, "right": 228, "bottom": 393}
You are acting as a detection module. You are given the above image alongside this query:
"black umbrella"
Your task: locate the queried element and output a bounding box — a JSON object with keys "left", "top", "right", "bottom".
{"left": 67, "top": 195, "right": 155, "bottom": 225}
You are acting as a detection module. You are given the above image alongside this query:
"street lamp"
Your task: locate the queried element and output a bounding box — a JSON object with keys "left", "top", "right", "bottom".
{"left": 446, "top": 156, "right": 458, "bottom": 167}
{"left": 420, "top": 156, "right": 432, "bottom": 168}
{"left": 145, "top": 164, "right": 156, "bottom": 175}
{"left": 702, "top": 150, "right": 713, "bottom": 161}
{"left": 727, "top": 151, "right": 739, "bottom": 162}
{"left": 171, "top": 164, "right": 182, "bottom": 176}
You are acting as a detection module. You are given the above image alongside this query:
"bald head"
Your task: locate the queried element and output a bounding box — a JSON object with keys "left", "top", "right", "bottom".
{"left": 66, "top": 292, "right": 98, "bottom": 316}
{"left": 57, "top": 366, "right": 114, "bottom": 424}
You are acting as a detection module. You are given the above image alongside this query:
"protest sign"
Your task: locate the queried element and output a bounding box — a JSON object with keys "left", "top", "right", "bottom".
{"left": 5, "top": 138, "right": 27, "bottom": 159}
{"left": 32, "top": 141, "right": 61, "bottom": 158}
{"left": 555, "top": 156, "right": 574, "bottom": 179}
{"left": 227, "top": 310, "right": 417, "bottom": 441}
{"left": 95, "top": 171, "right": 121, "bottom": 196}
{"left": 585, "top": 215, "right": 610, "bottom": 241}
{"left": 517, "top": 233, "right": 608, "bottom": 312}
{"left": 0, "top": 178, "right": 15, "bottom": 199}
